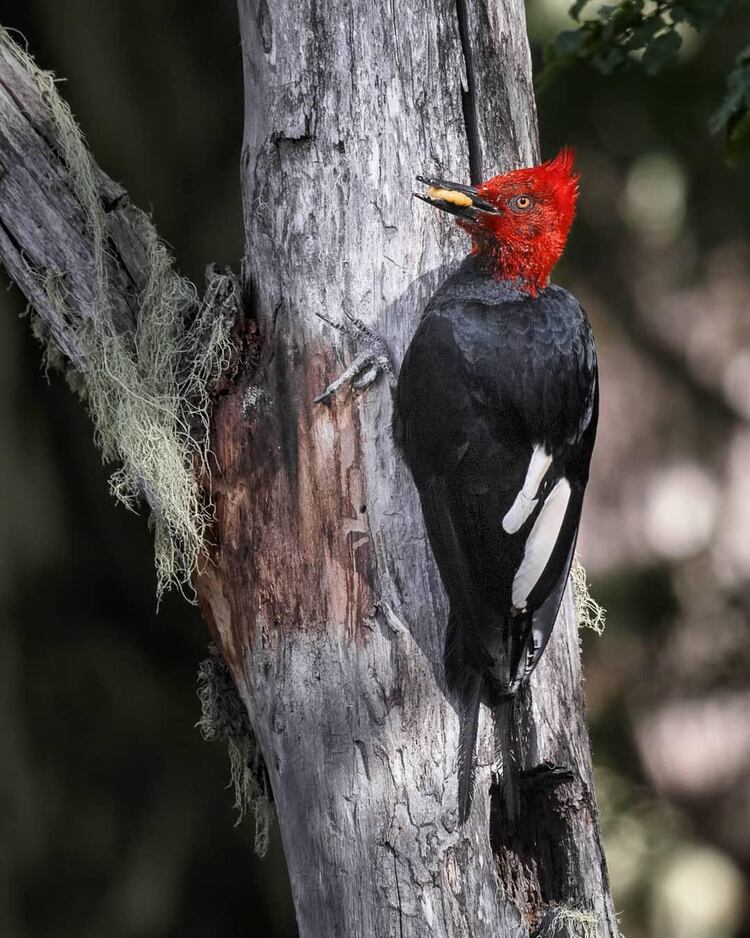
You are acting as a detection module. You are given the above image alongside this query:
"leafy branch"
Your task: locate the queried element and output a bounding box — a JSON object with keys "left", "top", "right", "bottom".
{"left": 709, "top": 44, "right": 750, "bottom": 164}
{"left": 538, "top": 0, "right": 750, "bottom": 162}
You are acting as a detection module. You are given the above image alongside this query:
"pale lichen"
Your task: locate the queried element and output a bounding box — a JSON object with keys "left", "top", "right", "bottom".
{"left": 197, "top": 646, "right": 272, "bottom": 856}
{"left": 572, "top": 556, "right": 607, "bottom": 635}
{"left": 2, "top": 27, "right": 237, "bottom": 596}
{"left": 538, "top": 905, "right": 599, "bottom": 938}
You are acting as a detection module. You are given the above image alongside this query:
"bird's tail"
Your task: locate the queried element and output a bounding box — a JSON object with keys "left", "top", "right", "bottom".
{"left": 457, "top": 668, "right": 483, "bottom": 824}
{"left": 494, "top": 693, "right": 521, "bottom": 831}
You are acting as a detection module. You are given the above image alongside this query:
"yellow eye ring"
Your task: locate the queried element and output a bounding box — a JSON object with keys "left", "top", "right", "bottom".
{"left": 510, "top": 195, "right": 533, "bottom": 212}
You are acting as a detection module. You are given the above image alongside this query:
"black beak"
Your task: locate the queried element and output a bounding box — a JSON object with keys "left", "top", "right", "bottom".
{"left": 413, "top": 174, "right": 501, "bottom": 220}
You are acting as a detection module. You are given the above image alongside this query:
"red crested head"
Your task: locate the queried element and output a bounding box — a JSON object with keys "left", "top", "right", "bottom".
{"left": 416, "top": 148, "right": 579, "bottom": 294}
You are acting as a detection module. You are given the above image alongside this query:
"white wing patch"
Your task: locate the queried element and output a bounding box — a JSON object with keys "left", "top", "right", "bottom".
{"left": 512, "top": 477, "right": 571, "bottom": 610}
{"left": 502, "top": 444, "right": 552, "bottom": 534}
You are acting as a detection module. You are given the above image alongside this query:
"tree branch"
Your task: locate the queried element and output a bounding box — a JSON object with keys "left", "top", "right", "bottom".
{"left": 0, "top": 27, "right": 241, "bottom": 595}
{"left": 0, "top": 30, "right": 150, "bottom": 362}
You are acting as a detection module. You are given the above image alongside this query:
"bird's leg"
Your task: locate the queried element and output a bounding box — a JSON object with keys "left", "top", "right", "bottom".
{"left": 314, "top": 310, "right": 395, "bottom": 405}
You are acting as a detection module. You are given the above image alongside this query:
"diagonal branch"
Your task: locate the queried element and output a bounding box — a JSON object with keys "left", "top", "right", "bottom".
{"left": 0, "top": 29, "right": 150, "bottom": 359}
{"left": 0, "top": 28, "right": 240, "bottom": 595}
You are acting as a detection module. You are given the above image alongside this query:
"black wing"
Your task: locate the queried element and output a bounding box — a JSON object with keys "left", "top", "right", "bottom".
{"left": 396, "top": 286, "right": 597, "bottom": 692}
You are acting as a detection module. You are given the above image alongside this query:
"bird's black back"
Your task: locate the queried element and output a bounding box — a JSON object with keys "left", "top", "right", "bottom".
{"left": 395, "top": 254, "right": 598, "bottom": 693}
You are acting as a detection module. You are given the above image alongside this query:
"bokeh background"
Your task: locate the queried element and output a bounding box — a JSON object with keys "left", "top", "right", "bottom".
{"left": 1, "top": 1, "right": 748, "bottom": 935}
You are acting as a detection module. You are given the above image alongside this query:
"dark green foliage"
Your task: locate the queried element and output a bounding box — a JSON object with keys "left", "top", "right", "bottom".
{"left": 539, "top": 0, "right": 750, "bottom": 161}
{"left": 640, "top": 29, "right": 682, "bottom": 75}
{"left": 710, "top": 44, "right": 750, "bottom": 164}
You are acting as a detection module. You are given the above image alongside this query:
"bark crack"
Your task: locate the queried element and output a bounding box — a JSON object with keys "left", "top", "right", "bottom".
{"left": 391, "top": 846, "right": 405, "bottom": 938}
{"left": 454, "top": 0, "right": 482, "bottom": 183}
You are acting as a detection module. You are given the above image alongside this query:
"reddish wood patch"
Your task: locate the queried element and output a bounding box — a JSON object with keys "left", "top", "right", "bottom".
{"left": 197, "top": 332, "right": 376, "bottom": 676}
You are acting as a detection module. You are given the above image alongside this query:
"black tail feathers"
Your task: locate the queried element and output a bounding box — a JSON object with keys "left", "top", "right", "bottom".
{"left": 448, "top": 611, "right": 484, "bottom": 822}
{"left": 447, "top": 611, "right": 523, "bottom": 826}
{"left": 456, "top": 679, "right": 522, "bottom": 828}
{"left": 493, "top": 693, "right": 521, "bottom": 831}
{"left": 457, "top": 669, "right": 483, "bottom": 823}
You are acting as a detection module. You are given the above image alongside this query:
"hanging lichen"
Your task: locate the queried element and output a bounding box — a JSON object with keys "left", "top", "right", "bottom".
{"left": 537, "top": 905, "right": 599, "bottom": 938}
{"left": 2, "top": 27, "right": 237, "bottom": 596}
{"left": 572, "top": 556, "right": 607, "bottom": 635}
{"left": 196, "top": 646, "right": 272, "bottom": 856}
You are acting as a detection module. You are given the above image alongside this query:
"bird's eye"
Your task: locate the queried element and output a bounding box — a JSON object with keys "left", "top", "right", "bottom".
{"left": 510, "top": 195, "right": 534, "bottom": 213}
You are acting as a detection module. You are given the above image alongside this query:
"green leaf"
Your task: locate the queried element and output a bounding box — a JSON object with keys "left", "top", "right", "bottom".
{"left": 672, "top": 0, "right": 734, "bottom": 30}
{"left": 709, "top": 43, "right": 750, "bottom": 163}
{"left": 668, "top": 4, "right": 689, "bottom": 23}
{"left": 569, "top": 0, "right": 592, "bottom": 20}
{"left": 613, "top": 1, "right": 645, "bottom": 27}
{"left": 554, "top": 28, "right": 588, "bottom": 55}
{"left": 640, "top": 29, "right": 682, "bottom": 75}
{"left": 593, "top": 45, "right": 629, "bottom": 73}
{"left": 709, "top": 44, "right": 750, "bottom": 132}
{"left": 725, "top": 107, "right": 750, "bottom": 165}
{"left": 625, "top": 15, "right": 665, "bottom": 51}
{"left": 600, "top": 1, "right": 643, "bottom": 41}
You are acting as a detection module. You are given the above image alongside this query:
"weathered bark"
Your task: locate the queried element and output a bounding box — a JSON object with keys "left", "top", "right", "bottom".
{"left": 0, "top": 4, "right": 618, "bottom": 937}
{"left": 0, "top": 37, "right": 149, "bottom": 362}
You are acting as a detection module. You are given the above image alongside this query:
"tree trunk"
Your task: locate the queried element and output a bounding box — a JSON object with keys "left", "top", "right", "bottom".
{"left": 198, "top": 1, "right": 618, "bottom": 936}
{"left": 0, "top": 3, "right": 619, "bottom": 935}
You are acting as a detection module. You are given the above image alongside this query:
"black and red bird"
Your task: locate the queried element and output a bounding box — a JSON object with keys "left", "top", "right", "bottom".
{"left": 395, "top": 149, "right": 598, "bottom": 823}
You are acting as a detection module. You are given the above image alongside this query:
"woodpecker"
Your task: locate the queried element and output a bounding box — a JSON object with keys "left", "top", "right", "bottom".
{"left": 395, "top": 149, "right": 598, "bottom": 824}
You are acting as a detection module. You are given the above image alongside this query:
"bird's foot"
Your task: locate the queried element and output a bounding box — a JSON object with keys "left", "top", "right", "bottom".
{"left": 314, "top": 310, "right": 394, "bottom": 405}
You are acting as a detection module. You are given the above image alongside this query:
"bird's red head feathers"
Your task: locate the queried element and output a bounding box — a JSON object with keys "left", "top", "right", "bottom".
{"left": 417, "top": 149, "right": 579, "bottom": 294}
{"left": 468, "top": 148, "right": 579, "bottom": 291}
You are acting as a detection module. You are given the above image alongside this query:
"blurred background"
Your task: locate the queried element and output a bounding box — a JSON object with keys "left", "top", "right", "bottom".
{"left": 0, "top": 1, "right": 748, "bottom": 935}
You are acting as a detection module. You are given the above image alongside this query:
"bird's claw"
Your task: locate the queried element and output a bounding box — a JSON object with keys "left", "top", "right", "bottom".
{"left": 314, "top": 310, "right": 394, "bottom": 405}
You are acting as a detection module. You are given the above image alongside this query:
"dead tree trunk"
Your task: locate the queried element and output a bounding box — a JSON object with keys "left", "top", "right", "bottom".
{"left": 0, "top": 2, "right": 618, "bottom": 935}
{"left": 198, "top": 1, "right": 617, "bottom": 935}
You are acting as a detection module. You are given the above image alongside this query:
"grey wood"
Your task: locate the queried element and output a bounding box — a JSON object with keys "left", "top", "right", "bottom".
{"left": 0, "top": 36, "right": 150, "bottom": 362}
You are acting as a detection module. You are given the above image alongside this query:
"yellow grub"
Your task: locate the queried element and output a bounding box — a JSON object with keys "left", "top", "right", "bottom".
{"left": 427, "top": 186, "right": 473, "bottom": 207}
